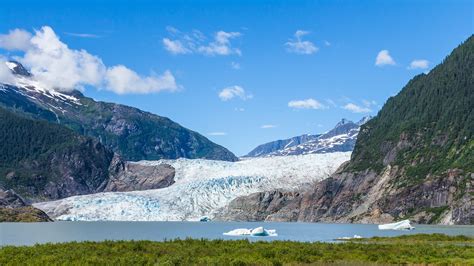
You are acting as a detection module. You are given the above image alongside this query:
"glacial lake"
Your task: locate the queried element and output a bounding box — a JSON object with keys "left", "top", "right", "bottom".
{"left": 1, "top": 221, "right": 473, "bottom": 246}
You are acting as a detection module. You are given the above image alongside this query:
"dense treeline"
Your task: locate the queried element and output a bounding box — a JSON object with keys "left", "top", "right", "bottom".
{"left": 350, "top": 35, "right": 474, "bottom": 180}
{"left": 0, "top": 107, "right": 114, "bottom": 200}
{"left": 0, "top": 107, "right": 80, "bottom": 165}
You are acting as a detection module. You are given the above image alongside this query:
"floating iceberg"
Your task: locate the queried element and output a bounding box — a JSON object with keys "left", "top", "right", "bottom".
{"left": 378, "top": 220, "right": 415, "bottom": 230}
{"left": 223, "top": 227, "right": 277, "bottom": 237}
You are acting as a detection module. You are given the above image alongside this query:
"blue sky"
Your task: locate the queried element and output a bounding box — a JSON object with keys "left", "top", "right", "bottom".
{"left": 0, "top": 0, "right": 472, "bottom": 156}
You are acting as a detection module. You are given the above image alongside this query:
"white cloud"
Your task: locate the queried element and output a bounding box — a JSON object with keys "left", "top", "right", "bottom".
{"left": 21, "top": 26, "right": 106, "bottom": 90}
{"left": 218, "top": 85, "right": 252, "bottom": 101}
{"left": 199, "top": 31, "right": 242, "bottom": 56}
{"left": 234, "top": 107, "right": 245, "bottom": 112}
{"left": 163, "top": 27, "right": 242, "bottom": 56}
{"left": 324, "top": 40, "right": 331, "bottom": 46}
{"left": 261, "top": 124, "right": 277, "bottom": 129}
{"left": 0, "top": 29, "right": 32, "bottom": 51}
{"left": 375, "top": 50, "right": 396, "bottom": 66}
{"left": 343, "top": 103, "right": 372, "bottom": 113}
{"left": 64, "top": 32, "right": 101, "bottom": 38}
{"left": 207, "top": 132, "right": 227, "bottom": 136}
{"left": 105, "top": 66, "right": 178, "bottom": 94}
{"left": 288, "top": 98, "right": 326, "bottom": 109}
{"left": 162, "top": 38, "right": 191, "bottom": 54}
{"left": 408, "top": 59, "right": 429, "bottom": 70}
{"left": 285, "top": 30, "right": 318, "bottom": 55}
{"left": 230, "top": 61, "right": 240, "bottom": 69}
{"left": 0, "top": 26, "right": 178, "bottom": 94}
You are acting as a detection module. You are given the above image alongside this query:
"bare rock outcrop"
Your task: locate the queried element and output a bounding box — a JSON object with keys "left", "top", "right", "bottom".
{"left": 0, "top": 189, "right": 52, "bottom": 222}
{"left": 215, "top": 190, "right": 300, "bottom": 221}
{"left": 105, "top": 160, "right": 175, "bottom": 192}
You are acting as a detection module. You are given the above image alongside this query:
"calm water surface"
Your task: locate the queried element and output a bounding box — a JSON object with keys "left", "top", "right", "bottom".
{"left": 1, "top": 221, "right": 473, "bottom": 246}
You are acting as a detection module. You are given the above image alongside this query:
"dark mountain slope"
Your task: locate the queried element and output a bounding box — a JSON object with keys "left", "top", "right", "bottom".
{"left": 0, "top": 65, "right": 237, "bottom": 162}
{"left": 0, "top": 106, "right": 115, "bottom": 201}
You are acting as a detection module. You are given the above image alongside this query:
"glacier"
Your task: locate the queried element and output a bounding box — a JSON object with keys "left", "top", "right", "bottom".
{"left": 34, "top": 152, "right": 351, "bottom": 221}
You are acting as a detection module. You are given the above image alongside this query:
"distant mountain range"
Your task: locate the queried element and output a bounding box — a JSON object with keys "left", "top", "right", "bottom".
{"left": 245, "top": 116, "right": 371, "bottom": 157}
{"left": 0, "top": 61, "right": 237, "bottom": 162}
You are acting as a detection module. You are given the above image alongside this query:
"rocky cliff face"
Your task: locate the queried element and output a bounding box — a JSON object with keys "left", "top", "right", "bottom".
{"left": 0, "top": 189, "right": 51, "bottom": 222}
{"left": 217, "top": 36, "right": 474, "bottom": 225}
{"left": 106, "top": 158, "right": 175, "bottom": 192}
{"left": 0, "top": 62, "right": 237, "bottom": 162}
{"left": 219, "top": 167, "right": 472, "bottom": 225}
{"left": 215, "top": 190, "right": 301, "bottom": 221}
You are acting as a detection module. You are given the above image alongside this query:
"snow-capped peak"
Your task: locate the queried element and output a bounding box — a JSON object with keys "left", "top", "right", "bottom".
{"left": 2, "top": 61, "right": 82, "bottom": 106}
{"left": 6, "top": 61, "right": 32, "bottom": 77}
{"left": 335, "top": 118, "right": 352, "bottom": 127}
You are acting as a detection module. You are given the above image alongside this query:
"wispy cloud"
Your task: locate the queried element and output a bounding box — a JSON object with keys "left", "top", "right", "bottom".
{"left": 230, "top": 61, "right": 240, "bottom": 70}
{"left": 234, "top": 107, "right": 245, "bottom": 112}
{"left": 362, "top": 99, "right": 377, "bottom": 107}
{"left": 207, "top": 132, "right": 227, "bottom": 136}
{"left": 407, "top": 59, "right": 429, "bottom": 70}
{"left": 325, "top": 99, "right": 337, "bottom": 107}
{"left": 218, "top": 86, "right": 252, "bottom": 101}
{"left": 64, "top": 32, "right": 101, "bottom": 38}
{"left": 285, "top": 30, "right": 318, "bottom": 55}
{"left": 288, "top": 98, "right": 326, "bottom": 109}
{"left": 162, "top": 38, "right": 191, "bottom": 54}
{"left": 324, "top": 40, "right": 331, "bottom": 46}
{"left": 375, "top": 50, "right": 396, "bottom": 66}
{"left": 0, "top": 26, "right": 179, "bottom": 94}
{"left": 343, "top": 103, "right": 372, "bottom": 113}
{"left": 261, "top": 124, "right": 277, "bottom": 129}
{"left": 163, "top": 27, "right": 242, "bottom": 56}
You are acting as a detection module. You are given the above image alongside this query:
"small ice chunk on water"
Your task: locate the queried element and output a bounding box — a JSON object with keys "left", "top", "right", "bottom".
{"left": 336, "top": 234, "right": 363, "bottom": 240}
{"left": 223, "top": 227, "right": 277, "bottom": 237}
{"left": 378, "top": 219, "right": 415, "bottom": 230}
